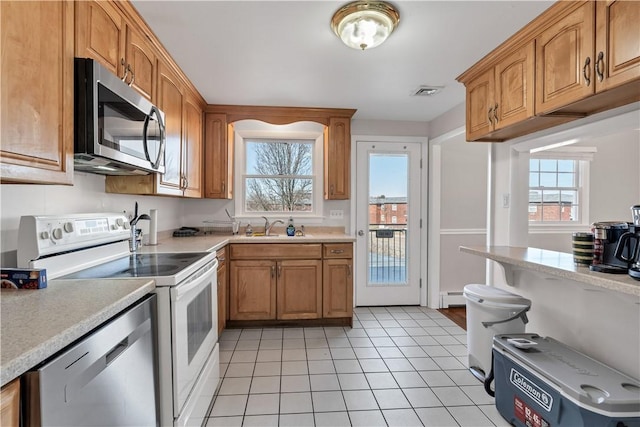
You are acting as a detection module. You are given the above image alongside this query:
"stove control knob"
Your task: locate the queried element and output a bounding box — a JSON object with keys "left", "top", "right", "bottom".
{"left": 40, "top": 231, "right": 50, "bottom": 240}
{"left": 52, "top": 228, "right": 63, "bottom": 240}
{"left": 123, "top": 222, "right": 131, "bottom": 230}
{"left": 116, "top": 218, "right": 124, "bottom": 227}
{"left": 111, "top": 224, "right": 118, "bottom": 230}
{"left": 64, "top": 222, "right": 74, "bottom": 233}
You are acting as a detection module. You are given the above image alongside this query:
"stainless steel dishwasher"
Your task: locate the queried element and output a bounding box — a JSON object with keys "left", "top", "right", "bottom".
{"left": 24, "top": 295, "right": 159, "bottom": 427}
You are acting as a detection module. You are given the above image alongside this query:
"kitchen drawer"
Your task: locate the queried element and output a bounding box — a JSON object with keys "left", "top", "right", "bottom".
{"left": 230, "top": 243, "right": 322, "bottom": 260}
{"left": 323, "top": 243, "right": 353, "bottom": 259}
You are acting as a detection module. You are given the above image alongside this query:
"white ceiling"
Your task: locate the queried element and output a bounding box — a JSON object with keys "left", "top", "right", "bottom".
{"left": 131, "top": 1, "right": 553, "bottom": 122}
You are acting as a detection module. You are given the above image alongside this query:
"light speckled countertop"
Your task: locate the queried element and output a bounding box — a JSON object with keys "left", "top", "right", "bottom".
{"left": 460, "top": 246, "right": 640, "bottom": 296}
{"left": 0, "top": 279, "right": 154, "bottom": 387}
{"left": 139, "top": 230, "right": 355, "bottom": 254}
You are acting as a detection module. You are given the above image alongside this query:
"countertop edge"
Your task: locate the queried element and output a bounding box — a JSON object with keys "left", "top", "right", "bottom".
{"left": 0, "top": 280, "right": 155, "bottom": 387}
{"left": 460, "top": 246, "right": 640, "bottom": 297}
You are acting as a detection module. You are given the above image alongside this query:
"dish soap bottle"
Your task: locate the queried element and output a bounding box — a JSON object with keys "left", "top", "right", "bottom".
{"left": 245, "top": 222, "right": 253, "bottom": 237}
{"left": 286, "top": 217, "right": 295, "bottom": 236}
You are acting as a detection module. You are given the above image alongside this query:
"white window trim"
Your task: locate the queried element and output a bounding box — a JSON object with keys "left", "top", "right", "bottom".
{"left": 233, "top": 128, "right": 324, "bottom": 221}
{"left": 528, "top": 154, "right": 592, "bottom": 232}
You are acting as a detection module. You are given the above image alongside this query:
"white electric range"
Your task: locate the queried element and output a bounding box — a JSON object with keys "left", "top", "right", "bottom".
{"left": 18, "top": 213, "right": 220, "bottom": 427}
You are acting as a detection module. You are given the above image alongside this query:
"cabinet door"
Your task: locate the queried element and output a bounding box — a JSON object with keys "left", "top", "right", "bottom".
{"left": 75, "top": 0, "right": 125, "bottom": 77}
{"left": 535, "top": 2, "right": 595, "bottom": 114}
{"left": 1, "top": 0, "right": 74, "bottom": 184}
{"left": 230, "top": 260, "right": 276, "bottom": 320}
{"left": 324, "top": 117, "right": 350, "bottom": 200}
{"left": 495, "top": 42, "right": 535, "bottom": 129}
{"left": 323, "top": 259, "right": 353, "bottom": 318}
{"left": 277, "top": 260, "right": 322, "bottom": 320}
{"left": 465, "top": 68, "right": 495, "bottom": 141}
{"left": 156, "top": 62, "right": 184, "bottom": 195}
{"left": 125, "top": 24, "right": 156, "bottom": 101}
{"left": 182, "top": 94, "right": 204, "bottom": 198}
{"left": 204, "top": 113, "right": 233, "bottom": 199}
{"left": 0, "top": 378, "right": 19, "bottom": 427}
{"left": 595, "top": 0, "right": 640, "bottom": 92}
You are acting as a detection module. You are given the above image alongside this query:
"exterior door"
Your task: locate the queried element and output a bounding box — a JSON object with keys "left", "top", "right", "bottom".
{"left": 355, "top": 141, "right": 422, "bottom": 306}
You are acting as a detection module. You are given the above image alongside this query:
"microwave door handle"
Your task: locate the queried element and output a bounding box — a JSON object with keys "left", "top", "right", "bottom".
{"left": 143, "top": 106, "right": 165, "bottom": 170}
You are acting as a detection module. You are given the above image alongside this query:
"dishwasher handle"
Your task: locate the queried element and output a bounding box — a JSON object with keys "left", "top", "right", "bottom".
{"left": 105, "top": 337, "right": 129, "bottom": 366}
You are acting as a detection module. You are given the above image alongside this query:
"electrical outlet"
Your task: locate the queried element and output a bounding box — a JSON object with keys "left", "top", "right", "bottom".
{"left": 329, "top": 210, "right": 344, "bottom": 219}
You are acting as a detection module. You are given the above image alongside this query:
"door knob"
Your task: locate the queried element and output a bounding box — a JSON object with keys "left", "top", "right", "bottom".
{"left": 358, "top": 230, "right": 364, "bottom": 236}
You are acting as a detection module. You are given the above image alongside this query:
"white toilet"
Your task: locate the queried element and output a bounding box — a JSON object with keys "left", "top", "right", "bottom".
{"left": 463, "top": 284, "right": 531, "bottom": 382}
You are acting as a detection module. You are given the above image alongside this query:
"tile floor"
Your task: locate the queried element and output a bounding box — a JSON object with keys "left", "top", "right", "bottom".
{"left": 207, "top": 306, "right": 508, "bottom": 427}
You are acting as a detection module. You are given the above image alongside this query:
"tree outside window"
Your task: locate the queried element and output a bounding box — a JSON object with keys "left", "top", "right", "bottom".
{"left": 244, "top": 139, "right": 314, "bottom": 212}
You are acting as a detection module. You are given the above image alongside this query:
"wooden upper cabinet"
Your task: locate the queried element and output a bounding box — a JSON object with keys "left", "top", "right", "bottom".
{"left": 182, "top": 93, "right": 204, "bottom": 198}
{"left": 76, "top": 0, "right": 157, "bottom": 101}
{"left": 156, "top": 62, "right": 185, "bottom": 195}
{"left": 535, "top": 2, "right": 595, "bottom": 114}
{"left": 325, "top": 117, "right": 351, "bottom": 200}
{"left": 75, "top": 0, "right": 124, "bottom": 76}
{"left": 594, "top": 0, "right": 640, "bottom": 91}
{"left": 465, "top": 43, "right": 534, "bottom": 141}
{"left": 125, "top": 25, "right": 156, "bottom": 101}
{"left": 204, "top": 113, "right": 233, "bottom": 199}
{"left": 1, "top": 0, "right": 74, "bottom": 184}
{"left": 465, "top": 68, "right": 495, "bottom": 141}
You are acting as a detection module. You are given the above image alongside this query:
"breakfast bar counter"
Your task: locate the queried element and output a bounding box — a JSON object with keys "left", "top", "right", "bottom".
{"left": 460, "top": 246, "right": 640, "bottom": 296}
{"left": 0, "top": 278, "right": 155, "bottom": 387}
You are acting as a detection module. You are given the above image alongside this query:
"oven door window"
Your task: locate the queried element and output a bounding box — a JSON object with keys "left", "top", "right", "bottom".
{"left": 171, "top": 264, "right": 218, "bottom": 413}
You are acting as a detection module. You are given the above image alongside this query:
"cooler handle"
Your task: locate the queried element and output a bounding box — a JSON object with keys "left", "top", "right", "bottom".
{"left": 481, "top": 306, "right": 530, "bottom": 328}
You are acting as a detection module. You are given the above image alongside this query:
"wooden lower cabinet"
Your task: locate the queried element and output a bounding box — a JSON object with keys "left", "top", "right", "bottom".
{"left": 228, "top": 243, "right": 352, "bottom": 323}
{"left": 323, "top": 259, "right": 353, "bottom": 318}
{"left": 229, "top": 260, "right": 277, "bottom": 320}
{"left": 0, "top": 378, "right": 20, "bottom": 427}
{"left": 277, "top": 260, "right": 322, "bottom": 320}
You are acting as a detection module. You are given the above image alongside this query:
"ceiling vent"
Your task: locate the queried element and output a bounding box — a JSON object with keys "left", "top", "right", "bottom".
{"left": 411, "top": 86, "right": 443, "bottom": 97}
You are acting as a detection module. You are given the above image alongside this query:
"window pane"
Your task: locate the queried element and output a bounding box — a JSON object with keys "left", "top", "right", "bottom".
{"left": 541, "top": 204, "right": 560, "bottom": 221}
{"left": 245, "top": 177, "right": 313, "bottom": 212}
{"left": 529, "top": 159, "right": 539, "bottom": 171}
{"left": 542, "top": 189, "right": 559, "bottom": 203}
{"left": 529, "top": 172, "right": 539, "bottom": 187}
{"left": 540, "top": 172, "right": 557, "bottom": 187}
{"left": 557, "top": 172, "right": 575, "bottom": 187}
{"left": 246, "top": 140, "right": 313, "bottom": 175}
{"left": 561, "top": 190, "right": 577, "bottom": 206}
{"left": 528, "top": 204, "right": 541, "bottom": 221}
{"left": 529, "top": 189, "right": 542, "bottom": 203}
{"left": 539, "top": 159, "right": 557, "bottom": 172}
{"left": 557, "top": 160, "right": 575, "bottom": 172}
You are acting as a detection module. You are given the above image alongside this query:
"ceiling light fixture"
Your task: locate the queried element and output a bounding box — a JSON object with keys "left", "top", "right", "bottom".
{"left": 331, "top": 1, "right": 400, "bottom": 51}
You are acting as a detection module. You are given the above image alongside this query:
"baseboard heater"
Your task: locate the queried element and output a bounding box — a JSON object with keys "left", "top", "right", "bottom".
{"left": 439, "top": 291, "right": 466, "bottom": 308}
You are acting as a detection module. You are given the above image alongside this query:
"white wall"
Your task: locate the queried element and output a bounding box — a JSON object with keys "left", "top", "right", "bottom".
{"left": 438, "top": 133, "right": 489, "bottom": 295}
{"left": 0, "top": 172, "right": 184, "bottom": 266}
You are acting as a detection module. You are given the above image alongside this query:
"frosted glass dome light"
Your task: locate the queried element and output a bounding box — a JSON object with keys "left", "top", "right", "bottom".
{"left": 331, "top": 1, "right": 400, "bottom": 50}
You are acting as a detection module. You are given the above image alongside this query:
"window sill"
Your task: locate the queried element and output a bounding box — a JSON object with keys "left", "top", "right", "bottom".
{"left": 234, "top": 215, "right": 327, "bottom": 225}
{"left": 528, "top": 223, "right": 591, "bottom": 234}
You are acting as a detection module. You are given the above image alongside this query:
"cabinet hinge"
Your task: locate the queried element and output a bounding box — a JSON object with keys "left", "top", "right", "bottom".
{"left": 419, "top": 278, "right": 422, "bottom": 288}
{"left": 420, "top": 158, "right": 423, "bottom": 169}
{"left": 420, "top": 219, "right": 422, "bottom": 228}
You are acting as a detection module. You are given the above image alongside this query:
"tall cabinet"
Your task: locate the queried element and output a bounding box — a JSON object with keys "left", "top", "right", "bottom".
{"left": 1, "top": 1, "right": 74, "bottom": 184}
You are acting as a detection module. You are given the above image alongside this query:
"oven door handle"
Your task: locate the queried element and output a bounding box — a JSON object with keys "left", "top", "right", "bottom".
{"left": 174, "top": 259, "right": 218, "bottom": 300}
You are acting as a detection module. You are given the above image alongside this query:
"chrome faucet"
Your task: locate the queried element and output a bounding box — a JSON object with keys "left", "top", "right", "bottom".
{"left": 129, "top": 202, "right": 150, "bottom": 254}
{"left": 261, "top": 216, "right": 284, "bottom": 236}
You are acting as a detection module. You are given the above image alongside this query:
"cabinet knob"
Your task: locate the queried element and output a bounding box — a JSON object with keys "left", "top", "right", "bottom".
{"left": 583, "top": 57, "right": 591, "bottom": 87}
{"left": 330, "top": 249, "right": 344, "bottom": 254}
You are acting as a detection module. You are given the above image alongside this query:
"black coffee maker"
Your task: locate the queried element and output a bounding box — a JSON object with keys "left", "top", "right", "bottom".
{"left": 615, "top": 206, "right": 640, "bottom": 280}
{"left": 589, "top": 221, "right": 629, "bottom": 273}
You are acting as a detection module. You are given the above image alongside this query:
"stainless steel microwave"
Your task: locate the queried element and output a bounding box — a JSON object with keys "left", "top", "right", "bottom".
{"left": 74, "top": 58, "right": 165, "bottom": 175}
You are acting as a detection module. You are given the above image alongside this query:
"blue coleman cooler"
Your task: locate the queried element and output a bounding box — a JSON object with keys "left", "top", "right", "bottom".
{"left": 492, "top": 334, "right": 640, "bottom": 427}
